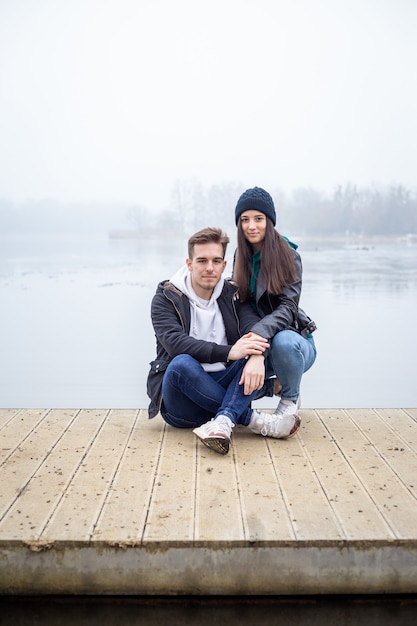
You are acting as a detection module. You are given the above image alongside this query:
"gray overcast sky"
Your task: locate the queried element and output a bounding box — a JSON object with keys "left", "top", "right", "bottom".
{"left": 0, "top": 0, "right": 416, "bottom": 211}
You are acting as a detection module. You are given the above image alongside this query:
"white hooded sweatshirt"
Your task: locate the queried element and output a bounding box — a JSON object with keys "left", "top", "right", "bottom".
{"left": 169, "top": 265, "right": 228, "bottom": 372}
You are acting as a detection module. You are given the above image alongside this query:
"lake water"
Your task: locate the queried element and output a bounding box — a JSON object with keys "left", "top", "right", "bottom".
{"left": 2, "top": 595, "right": 417, "bottom": 625}
{"left": 1, "top": 233, "right": 416, "bottom": 409}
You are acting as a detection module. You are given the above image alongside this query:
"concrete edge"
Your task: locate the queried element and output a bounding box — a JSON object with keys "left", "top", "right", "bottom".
{"left": 2, "top": 542, "right": 417, "bottom": 595}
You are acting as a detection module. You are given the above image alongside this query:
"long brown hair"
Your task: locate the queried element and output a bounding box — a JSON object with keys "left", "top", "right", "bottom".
{"left": 233, "top": 218, "right": 296, "bottom": 301}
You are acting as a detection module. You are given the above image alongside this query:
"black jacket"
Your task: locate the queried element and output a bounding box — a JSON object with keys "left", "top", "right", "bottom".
{"left": 147, "top": 279, "right": 262, "bottom": 418}
{"left": 250, "top": 246, "right": 314, "bottom": 340}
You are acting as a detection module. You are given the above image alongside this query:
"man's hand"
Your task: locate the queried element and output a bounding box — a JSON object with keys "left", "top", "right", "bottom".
{"left": 239, "top": 355, "right": 266, "bottom": 395}
{"left": 227, "top": 332, "right": 269, "bottom": 361}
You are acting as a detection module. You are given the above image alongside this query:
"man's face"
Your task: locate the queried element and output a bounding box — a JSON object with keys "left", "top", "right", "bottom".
{"left": 186, "top": 242, "right": 227, "bottom": 299}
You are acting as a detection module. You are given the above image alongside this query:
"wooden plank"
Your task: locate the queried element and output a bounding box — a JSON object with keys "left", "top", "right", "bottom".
{"left": 300, "top": 409, "right": 394, "bottom": 540}
{"left": 342, "top": 408, "right": 417, "bottom": 495}
{"left": 268, "top": 414, "right": 345, "bottom": 540}
{"left": 0, "top": 409, "right": 78, "bottom": 526}
{"left": 404, "top": 408, "right": 417, "bottom": 420}
{"left": 142, "top": 423, "right": 197, "bottom": 543}
{"left": 0, "top": 408, "right": 20, "bottom": 429}
{"left": 232, "top": 426, "right": 295, "bottom": 541}
{"left": 94, "top": 411, "right": 166, "bottom": 543}
{"left": 322, "top": 408, "right": 417, "bottom": 538}
{"left": 0, "top": 409, "right": 106, "bottom": 540}
{"left": 41, "top": 410, "right": 132, "bottom": 542}
{"left": 0, "top": 409, "right": 48, "bottom": 465}
{"left": 375, "top": 408, "right": 417, "bottom": 452}
{"left": 195, "top": 432, "right": 244, "bottom": 542}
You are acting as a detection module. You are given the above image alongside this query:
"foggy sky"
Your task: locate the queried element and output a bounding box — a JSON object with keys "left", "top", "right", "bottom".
{"left": 0, "top": 0, "right": 416, "bottom": 213}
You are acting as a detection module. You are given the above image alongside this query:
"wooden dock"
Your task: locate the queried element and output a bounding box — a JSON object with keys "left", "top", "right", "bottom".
{"left": 1, "top": 407, "right": 417, "bottom": 596}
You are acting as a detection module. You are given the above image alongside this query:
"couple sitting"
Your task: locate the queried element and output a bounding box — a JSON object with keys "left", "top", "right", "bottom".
{"left": 147, "top": 187, "right": 317, "bottom": 454}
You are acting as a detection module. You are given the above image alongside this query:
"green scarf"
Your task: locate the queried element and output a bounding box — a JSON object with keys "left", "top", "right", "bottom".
{"left": 249, "top": 250, "right": 261, "bottom": 312}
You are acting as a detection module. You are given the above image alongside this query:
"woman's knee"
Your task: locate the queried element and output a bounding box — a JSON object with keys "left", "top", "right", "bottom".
{"left": 271, "top": 329, "right": 300, "bottom": 353}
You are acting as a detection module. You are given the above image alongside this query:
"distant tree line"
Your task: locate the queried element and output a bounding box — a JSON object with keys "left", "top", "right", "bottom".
{"left": 162, "top": 180, "right": 417, "bottom": 237}
{"left": 280, "top": 183, "right": 417, "bottom": 237}
{"left": 1, "top": 181, "right": 416, "bottom": 237}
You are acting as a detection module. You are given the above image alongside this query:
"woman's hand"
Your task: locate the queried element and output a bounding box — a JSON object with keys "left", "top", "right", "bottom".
{"left": 227, "top": 332, "right": 269, "bottom": 361}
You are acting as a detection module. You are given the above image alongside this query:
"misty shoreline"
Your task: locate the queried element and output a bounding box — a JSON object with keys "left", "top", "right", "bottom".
{"left": 107, "top": 229, "right": 417, "bottom": 243}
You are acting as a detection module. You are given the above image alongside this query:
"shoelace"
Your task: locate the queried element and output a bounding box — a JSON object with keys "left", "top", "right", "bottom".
{"left": 260, "top": 413, "right": 294, "bottom": 437}
{"left": 260, "top": 414, "right": 274, "bottom": 437}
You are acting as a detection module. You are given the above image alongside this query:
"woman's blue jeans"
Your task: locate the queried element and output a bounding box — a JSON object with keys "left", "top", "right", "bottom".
{"left": 161, "top": 354, "right": 256, "bottom": 429}
{"left": 265, "top": 329, "right": 317, "bottom": 402}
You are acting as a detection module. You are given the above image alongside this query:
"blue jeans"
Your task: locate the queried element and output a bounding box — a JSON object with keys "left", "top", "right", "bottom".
{"left": 161, "top": 354, "right": 256, "bottom": 429}
{"left": 264, "top": 329, "right": 316, "bottom": 402}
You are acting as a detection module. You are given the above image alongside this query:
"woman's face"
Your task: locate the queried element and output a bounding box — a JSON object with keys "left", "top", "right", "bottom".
{"left": 240, "top": 210, "right": 267, "bottom": 250}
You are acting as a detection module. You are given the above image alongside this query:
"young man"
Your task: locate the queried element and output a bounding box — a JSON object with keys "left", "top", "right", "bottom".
{"left": 147, "top": 227, "right": 301, "bottom": 455}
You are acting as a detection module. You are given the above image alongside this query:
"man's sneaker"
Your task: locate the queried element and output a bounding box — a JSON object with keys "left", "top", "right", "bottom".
{"left": 193, "top": 415, "right": 234, "bottom": 455}
{"left": 249, "top": 409, "right": 301, "bottom": 439}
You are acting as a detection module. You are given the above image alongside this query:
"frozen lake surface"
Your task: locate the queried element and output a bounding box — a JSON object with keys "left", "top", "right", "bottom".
{"left": 1, "top": 233, "right": 416, "bottom": 409}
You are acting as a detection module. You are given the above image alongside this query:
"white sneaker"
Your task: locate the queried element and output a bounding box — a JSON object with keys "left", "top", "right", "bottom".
{"left": 249, "top": 409, "right": 301, "bottom": 439}
{"left": 193, "top": 415, "right": 234, "bottom": 455}
{"left": 274, "top": 397, "right": 301, "bottom": 417}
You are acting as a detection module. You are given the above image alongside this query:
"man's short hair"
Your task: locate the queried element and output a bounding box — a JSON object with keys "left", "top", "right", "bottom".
{"left": 188, "top": 227, "right": 230, "bottom": 259}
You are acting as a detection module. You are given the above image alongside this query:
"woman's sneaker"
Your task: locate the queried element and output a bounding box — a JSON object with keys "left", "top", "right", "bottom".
{"left": 274, "top": 397, "right": 300, "bottom": 417}
{"left": 249, "top": 408, "right": 301, "bottom": 439}
{"left": 193, "top": 415, "right": 234, "bottom": 454}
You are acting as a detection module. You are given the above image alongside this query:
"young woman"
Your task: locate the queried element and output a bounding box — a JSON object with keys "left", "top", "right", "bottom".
{"left": 232, "top": 186, "right": 317, "bottom": 429}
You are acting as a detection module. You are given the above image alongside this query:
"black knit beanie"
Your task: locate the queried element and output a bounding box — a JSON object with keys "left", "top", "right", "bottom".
{"left": 234, "top": 186, "right": 276, "bottom": 225}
